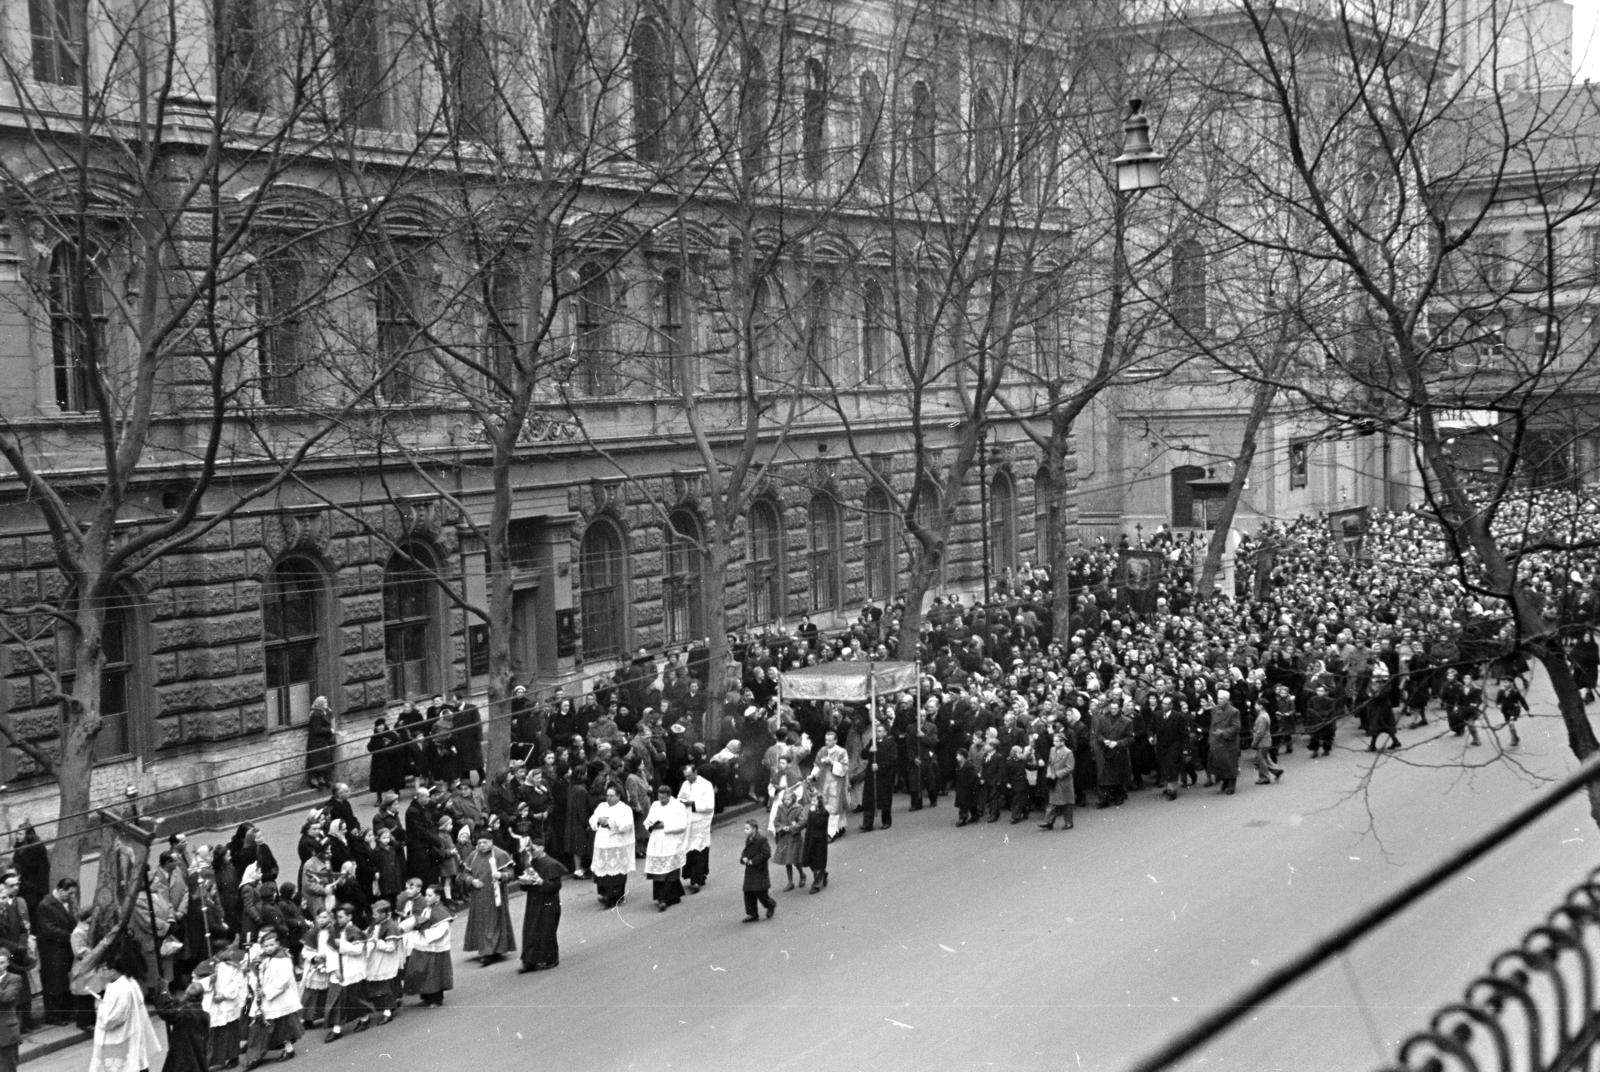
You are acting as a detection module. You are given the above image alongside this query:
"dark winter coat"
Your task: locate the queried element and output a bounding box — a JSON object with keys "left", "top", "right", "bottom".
{"left": 740, "top": 834, "right": 772, "bottom": 892}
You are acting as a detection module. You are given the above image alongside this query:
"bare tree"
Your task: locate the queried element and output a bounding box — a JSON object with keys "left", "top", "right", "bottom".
{"left": 0, "top": 0, "right": 423, "bottom": 875}
{"left": 1140, "top": 0, "right": 1600, "bottom": 820}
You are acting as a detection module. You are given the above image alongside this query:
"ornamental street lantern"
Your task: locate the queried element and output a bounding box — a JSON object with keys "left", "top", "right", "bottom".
{"left": 1113, "top": 98, "right": 1165, "bottom": 193}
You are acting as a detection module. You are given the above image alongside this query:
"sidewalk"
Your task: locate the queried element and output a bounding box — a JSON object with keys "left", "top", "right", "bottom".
{"left": 23, "top": 793, "right": 763, "bottom": 1064}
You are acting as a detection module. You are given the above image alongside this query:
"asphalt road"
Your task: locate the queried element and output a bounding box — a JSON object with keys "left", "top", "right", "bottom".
{"left": 36, "top": 681, "right": 1599, "bottom": 1072}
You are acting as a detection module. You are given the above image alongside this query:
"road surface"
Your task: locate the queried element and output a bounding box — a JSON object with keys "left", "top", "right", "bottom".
{"left": 35, "top": 681, "right": 1597, "bottom": 1072}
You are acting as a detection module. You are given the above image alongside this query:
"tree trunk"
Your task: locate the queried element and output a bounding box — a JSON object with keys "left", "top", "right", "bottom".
{"left": 51, "top": 620, "right": 107, "bottom": 885}
{"left": 896, "top": 554, "right": 932, "bottom": 663}
{"left": 1413, "top": 415, "right": 1600, "bottom": 830}
{"left": 483, "top": 435, "right": 515, "bottom": 774}
{"left": 1045, "top": 411, "right": 1077, "bottom": 646}
{"left": 1197, "top": 377, "right": 1277, "bottom": 595}
{"left": 702, "top": 519, "right": 732, "bottom": 745}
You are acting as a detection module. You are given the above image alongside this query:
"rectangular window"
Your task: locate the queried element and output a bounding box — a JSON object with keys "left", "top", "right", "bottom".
{"left": 218, "top": 0, "right": 266, "bottom": 112}
{"left": 1524, "top": 231, "right": 1551, "bottom": 291}
{"left": 30, "top": 0, "right": 84, "bottom": 85}
{"left": 385, "top": 621, "right": 430, "bottom": 698}
{"left": 487, "top": 265, "right": 521, "bottom": 388}
{"left": 1289, "top": 439, "right": 1309, "bottom": 489}
{"left": 259, "top": 256, "right": 304, "bottom": 406}
{"left": 377, "top": 246, "right": 429, "bottom": 403}
{"left": 861, "top": 282, "right": 885, "bottom": 384}
{"left": 508, "top": 518, "right": 540, "bottom": 570}
{"left": 1470, "top": 232, "right": 1508, "bottom": 291}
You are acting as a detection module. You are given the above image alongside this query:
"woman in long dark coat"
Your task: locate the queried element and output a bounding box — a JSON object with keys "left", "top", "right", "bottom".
{"left": 1068, "top": 713, "right": 1096, "bottom": 807}
{"left": 11, "top": 826, "right": 48, "bottom": 915}
{"left": 366, "top": 718, "right": 409, "bottom": 801}
{"left": 563, "top": 775, "right": 591, "bottom": 878}
{"left": 517, "top": 844, "right": 567, "bottom": 973}
{"left": 306, "top": 697, "right": 336, "bottom": 790}
{"left": 1574, "top": 630, "right": 1600, "bottom": 703}
{"left": 801, "top": 796, "right": 829, "bottom": 891}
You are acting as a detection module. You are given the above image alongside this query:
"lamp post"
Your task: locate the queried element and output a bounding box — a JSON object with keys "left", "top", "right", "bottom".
{"left": 1106, "top": 99, "right": 1163, "bottom": 553}
{"left": 1112, "top": 98, "right": 1166, "bottom": 193}
{"left": 978, "top": 423, "right": 990, "bottom": 605}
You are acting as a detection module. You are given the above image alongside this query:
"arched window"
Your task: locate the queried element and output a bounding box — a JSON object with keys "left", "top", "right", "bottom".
{"left": 807, "top": 493, "right": 842, "bottom": 612}
{"left": 804, "top": 276, "right": 832, "bottom": 387}
{"left": 664, "top": 510, "right": 706, "bottom": 645}
{"left": 258, "top": 250, "right": 304, "bottom": 407}
{"left": 746, "top": 499, "right": 783, "bottom": 625}
{"left": 861, "top": 278, "right": 886, "bottom": 384}
{"left": 263, "top": 556, "right": 328, "bottom": 727}
{"left": 863, "top": 486, "right": 897, "bottom": 601}
{"left": 1018, "top": 100, "right": 1043, "bottom": 205}
{"left": 1172, "top": 239, "right": 1209, "bottom": 334}
{"left": 910, "top": 80, "right": 936, "bottom": 187}
{"left": 576, "top": 262, "right": 616, "bottom": 395}
{"left": 49, "top": 239, "right": 104, "bottom": 413}
{"left": 547, "top": 0, "right": 586, "bottom": 148}
{"left": 384, "top": 545, "right": 439, "bottom": 700}
{"left": 972, "top": 87, "right": 997, "bottom": 186}
{"left": 631, "top": 18, "right": 668, "bottom": 161}
{"left": 656, "top": 266, "right": 692, "bottom": 393}
{"left": 989, "top": 471, "right": 1016, "bottom": 576}
{"left": 741, "top": 49, "right": 769, "bottom": 178}
{"left": 858, "top": 71, "right": 884, "bottom": 186}
{"left": 803, "top": 57, "right": 828, "bottom": 180}
{"left": 579, "top": 517, "right": 628, "bottom": 659}
{"left": 29, "top": 0, "right": 84, "bottom": 84}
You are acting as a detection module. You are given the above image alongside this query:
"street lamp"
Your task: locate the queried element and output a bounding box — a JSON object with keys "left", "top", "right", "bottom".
{"left": 1113, "top": 98, "right": 1165, "bottom": 193}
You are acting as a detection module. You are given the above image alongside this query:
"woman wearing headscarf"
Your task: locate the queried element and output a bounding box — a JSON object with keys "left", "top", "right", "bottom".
{"left": 306, "top": 696, "right": 337, "bottom": 791}
{"left": 769, "top": 784, "right": 809, "bottom": 890}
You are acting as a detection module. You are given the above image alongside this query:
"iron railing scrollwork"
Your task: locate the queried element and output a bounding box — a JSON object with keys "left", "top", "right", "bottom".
{"left": 1379, "top": 866, "right": 1600, "bottom": 1072}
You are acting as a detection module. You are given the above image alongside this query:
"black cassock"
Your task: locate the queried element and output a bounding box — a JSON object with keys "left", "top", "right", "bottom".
{"left": 519, "top": 854, "right": 569, "bottom": 970}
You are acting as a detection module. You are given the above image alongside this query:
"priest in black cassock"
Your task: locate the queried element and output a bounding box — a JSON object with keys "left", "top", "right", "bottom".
{"left": 517, "top": 843, "right": 567, "bottom": 974}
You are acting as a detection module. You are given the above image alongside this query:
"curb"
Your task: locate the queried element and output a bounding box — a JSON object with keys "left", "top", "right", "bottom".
{"left": 21, "top": 1027, "right": 90, "bottom": 1065}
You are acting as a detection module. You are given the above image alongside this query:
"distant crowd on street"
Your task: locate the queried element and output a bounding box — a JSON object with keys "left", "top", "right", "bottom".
{"left": 1, "top": 489, "right": 1597, "bottom": 1072}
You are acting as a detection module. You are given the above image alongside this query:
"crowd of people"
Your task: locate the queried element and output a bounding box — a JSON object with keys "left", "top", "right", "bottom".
{"left": 2, "top": 492, "right": 1598, "bottom": 1072}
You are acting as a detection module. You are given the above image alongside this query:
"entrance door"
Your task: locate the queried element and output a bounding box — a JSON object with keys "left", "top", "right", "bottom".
{"left": 510, "top": 587, "right": 540, "bottom": 683}
{"left": 1170, "top": 465, "right": 1206, "bottom": 528}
